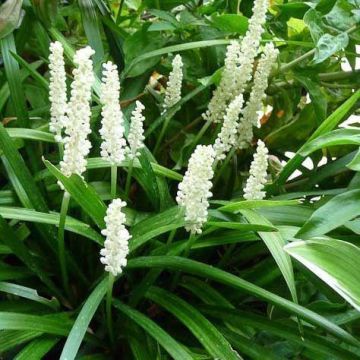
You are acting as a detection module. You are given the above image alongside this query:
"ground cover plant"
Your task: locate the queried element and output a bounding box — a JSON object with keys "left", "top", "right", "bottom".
{"left": 0, "top": 0, "right": 360, "bottom": 358}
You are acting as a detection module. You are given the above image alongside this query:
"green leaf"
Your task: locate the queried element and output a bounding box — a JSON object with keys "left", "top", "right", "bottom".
{"left": 285, "top": 239, "right": 360, "bottom": 311}
{"left": 277, "top": 90, "right": 360, "bottom": 184}
{"left": 304, "top": 9, "right": 324, "bottom": 43}
{"left": 207, "top": 221, "right": 277, "bottom": 232}
{"left": 132, "top": 149, "right": 161, "bottom": 210}
{"left": 44, "top": 160, "right": 107, "bottom": 229}
{"left": 60, "top": 276, "right": 108, "bottom": 360}
{"left": 123, "top": 39, "right": 231, "bottom": 79}
{"left": 295, "top": 75, "right": 327, "bottom": 121}
{"left": 130, "top": 206, "right": 185, "bottom": 252}
{"left": 0, "top": 0, "right": 23, "bottom": 39}
{"left": 203, "top": 307, "right": 359, "bottom": 360}
{"left": 219, "top": 200, "right": 299, "bottom": 213}
{"left": 7, "top": 128, "right": 55, "bottom": 143}
{"left": 0, "top": 123, "right": 48, "bottom": 211}
{"left": 14, "top": 336, "right": 59, "bottom": 360}
{"left": 146, "top": 287, "right": 242, "bottom": 360}
{"left": 0, "top": 282, "right": 59, "bottom": 310}
{"left": 0, "top": 313, "right": 72, "bottom": 335}
{"left": 347, "top": 148, "right": 360, "bottom": 171}
{"left": 0, "top": 330, "right": 43, "bottom": 353}
{"left": 240, "top": 209, "right": 298, "bottom": 304}
{"left": 0, "top": 216, "right": 63, "bottom": 300}
{"left": 0, "top": 33, "right": 29, "bottom": 127}
{"left": 296, "top": 189, "right": 360, "bottom": 238}
{"left": 127, "top": 256, "right": 359, "bottom": 347}
{"left": 211, "top": 14, "right": 248, "bottom": 34}
{"left": 0, "top": 206, "right": 103, "bottom": 245}
{"left": 114, "top": 300, "right": 193, "bottom": 360}
{"left": 300, "top": 128, "right": 360, "bottom": 156}
{"left": 78, "top": 0, "right": 105, "bottom": 67}
{"left": 36, "top": 157, "right": 182, "bottom": 182}
{"left": 313, "top": 32, "right": 349, "bottom": 64}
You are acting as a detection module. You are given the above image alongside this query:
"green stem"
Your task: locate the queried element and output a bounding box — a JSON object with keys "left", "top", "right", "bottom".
{"left": 58, "top": 143, "right": 64, "bottom": 162}
{"left": 213, "top": 148, "right": 236, "bottom": 187}
{"left": 58, "top": 191, "right": 71, "bottom": 296}
{"left": 106, "top": 273, "right": 115, "bottom": 344}
{"left": 188, "top": 119, "right": 212, "bottom": 155}
{"left": 111, "top": 165, "right": 117, "bottom": 199}
{"left": 125, "top": 160, "right": 134, "bottom": 198}
{"left": 154, "top": 114, "right": 170, "bottom": 155}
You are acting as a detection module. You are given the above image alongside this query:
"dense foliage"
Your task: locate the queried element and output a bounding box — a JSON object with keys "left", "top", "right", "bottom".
{"left": 0, "top": 0, "right": 360, "bottom": 359}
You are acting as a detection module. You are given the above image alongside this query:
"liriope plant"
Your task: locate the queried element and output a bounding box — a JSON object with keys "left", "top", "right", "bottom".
{"left": 0, "top": 0, "right": 360, "bottom": 359}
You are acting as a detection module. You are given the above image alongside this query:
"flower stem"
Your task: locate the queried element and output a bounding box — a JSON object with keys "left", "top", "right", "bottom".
{"left": 111, "top": 165, "right": 117, "bottom": 199}
{"left": 188, "top": 119, "right": 212, "bottom": 155}
{"left": 58, "top": 191, "right": 71, "bottom": 296}
{"left": 154, "top": 114, "right": 170, "bottom": 155}
{"left": 106, "top": 273, "right": 115, "bottom": 344}
{"left": 213, "top": 147, "right": 236, "bottom": 187}
{"left": 125, "top": 160, "right": 134, "bottom": 198}
{"left": 58, "top": 142, "right": 64, "bottom": 162}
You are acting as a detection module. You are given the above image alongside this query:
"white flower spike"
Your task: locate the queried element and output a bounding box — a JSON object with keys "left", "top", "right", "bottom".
{"left": 213, "top": 94, "right": 244, "bottom": 160}
{"left": 100, "top": 199, "right": 131, "bottom": 276}
{"left": 203, "top": 0, "right": 269, "bottom": 123}
{"left": 176, "top": 145, "right": 215, "bottom": 234}
{"left": 203, "top": 40, "right": 241, "bottom": 123}
{"left": 99, "top": 61, "right": 127, "bottom": 165}
{"left": 60, "top": 46, "right": 95, "bottom": 180}
{"left": 126, "top": 101, "right": 145, "bottom": 160}
{"left": 163, "top": 54, "right": 183, "bottom": 110}
{"left": 237, "top": 42, "right": 279, "bottom": 149}
{"left": 49, "top": 41, "right": 67, "bottom": 142}
{"left": 243, "top": 140, "right": 269, "bottom": 200}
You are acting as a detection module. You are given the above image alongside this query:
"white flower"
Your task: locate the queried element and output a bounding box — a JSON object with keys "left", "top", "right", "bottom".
{"left": 176, "top": 145, "right": 215, "bottom": 234}
{"left": 213, "top": 94, "right": 244, "bottom": 160}
{"left": 163, "top": 54, "right": 183, "bottom": 110}
{"left": 126, "top": 101, "right": 145, "bottom": 160}
{"left": 100, "top": 199, "right": 131, "bottom": 276}
{"left": 49, "top": 41, "right": 67, "bottom": 142}
{"left": 60, "top": 46, "right": 95, "bottom": 179}
{"left": 203, "top": 0, "right": 269, "bottom": 123}
{"left": 237, "top": 42, "right": 279, "bottom": 149}
{"left": 99, "top": 61, "right": 126, "bottom": 165}
{"left": 243, "top": 140, "right": 269, "bottom": 200}
{"left": 203, "top": 40, "right": 241, "bottom": 123}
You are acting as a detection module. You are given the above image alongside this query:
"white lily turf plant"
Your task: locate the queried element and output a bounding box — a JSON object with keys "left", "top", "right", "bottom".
{"left": 2, "top": 0, "right": 360, "bottom": 359}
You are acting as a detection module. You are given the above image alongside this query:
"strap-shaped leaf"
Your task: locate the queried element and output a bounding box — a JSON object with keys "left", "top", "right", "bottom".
{"left": 146, "top": 287, "right": 242, "bottom": 360}
{"left": 285, "top": 239, "right": 360, "bottom": 311}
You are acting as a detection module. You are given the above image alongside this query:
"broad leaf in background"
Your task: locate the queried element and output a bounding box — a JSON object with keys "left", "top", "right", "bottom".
{"left": 241, "top": 209, "right": 298, "bottom": 304}
{"left": 296, "top": 189, "right": 360, "bottom": 239}
{"left": 285, "top": 239, "right": 360, "bottom": 311}
{"left": 0, "top": 0, "right": 23, "bottom": 39}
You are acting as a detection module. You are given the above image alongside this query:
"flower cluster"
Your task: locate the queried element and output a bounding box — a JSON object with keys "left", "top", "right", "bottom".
{"left": 126, "top": 101, "right": 145, "bottom": 160}
{"left": 203, "top": 0, "right": 268, "bottom": 123}
{"left": 203, "top": 40, "right": 241, "bottom": 123}
{"left": 213, "top": 94, "right": 244, "bottom": 160}
{"left": 243, "top": 140, "right": 269, "bottom": 200}
{"left": 176, "top": 145, "right": 215, "bottom": 234}
{"left": 237, "top": 43, "right": 279, "bottom": 149}
{"left": 99, "top": 61, "right": 126, "bottom": 165}
{"left": 49, "top": 41, "right": 67, "bottom": 142}
{"left": 60, "top": 46, "right": 95, "bottom": 179}
{"left": 163, "top": 54, "right": 183, "bottom": 110}
{"left": 100, "top": 199, "right": 131, "bottom": 276}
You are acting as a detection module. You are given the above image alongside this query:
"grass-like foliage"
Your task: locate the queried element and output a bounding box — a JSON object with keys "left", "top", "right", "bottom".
{"left": 0, "top": 0, "right": 360, "bottom": 359}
